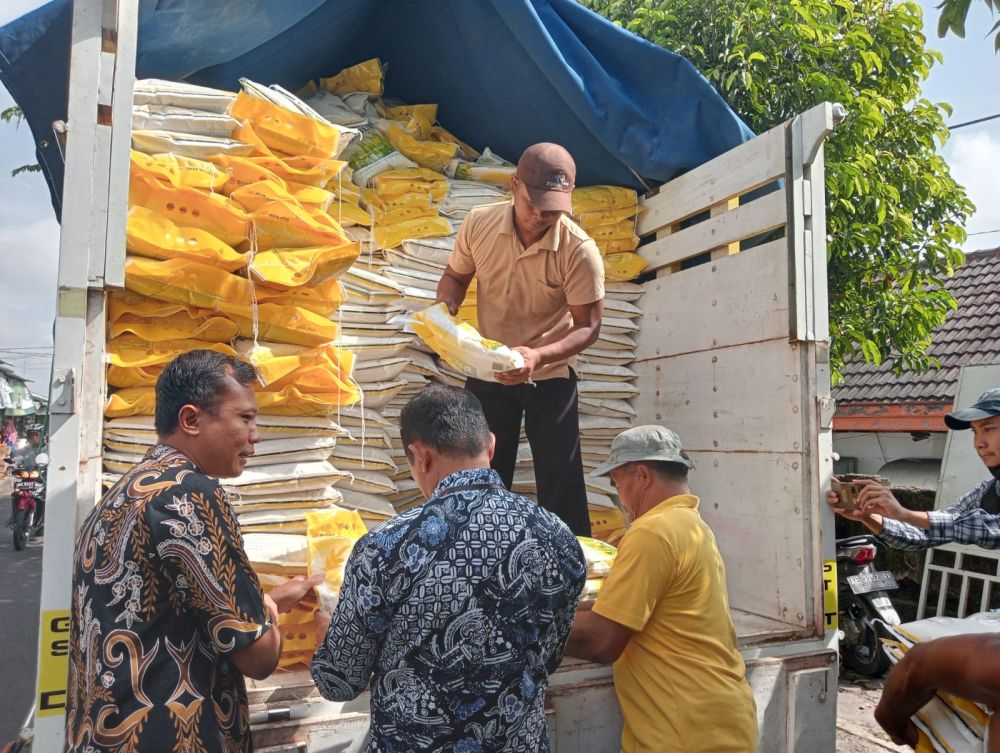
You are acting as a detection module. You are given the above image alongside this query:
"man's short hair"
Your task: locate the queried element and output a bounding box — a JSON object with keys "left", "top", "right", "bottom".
{"left": 639, "top": 460, "right": 689, "bottom": 483}
{"left": 400, "top": 385, "right": 490, "bottom": 458}
{"left": 155, "top": 350, "right": 257, "bottom": 436}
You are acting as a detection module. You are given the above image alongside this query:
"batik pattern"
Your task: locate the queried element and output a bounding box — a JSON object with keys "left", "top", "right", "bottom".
{"left": 66, "top": 444, "right": 270, "bottom": 753}
{"left": 311, "top": 467, "right": 586, "bottom": 753}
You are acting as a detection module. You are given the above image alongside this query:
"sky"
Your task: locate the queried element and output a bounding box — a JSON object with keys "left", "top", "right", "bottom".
{"left": 0, "top": 0, "right": 997, "bottom": 389}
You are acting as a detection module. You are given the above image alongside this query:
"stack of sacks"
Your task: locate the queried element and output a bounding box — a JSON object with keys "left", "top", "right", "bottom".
{"left": 572, "top": 186, "right": 646, "bottom": 283}
{"left": 577, "top": 537, "right": 618, "bottom": 608}
{"left": 881, "top": 613, "right": 999, "bottom": 752}
{"left": 105, "top": 80, "right": 383, "bottom": 667}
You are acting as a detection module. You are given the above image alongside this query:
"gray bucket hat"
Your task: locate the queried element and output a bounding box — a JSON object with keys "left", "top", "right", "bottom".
{"left": 945, "top": 387, "right": 1000, "bottom": 430}
{"left": 590, "top": 424, "right": 695, "bottom": 477}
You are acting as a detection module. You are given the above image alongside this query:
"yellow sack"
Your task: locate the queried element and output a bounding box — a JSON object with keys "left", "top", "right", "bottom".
{"left": 108, "top": 289, "right": 189, "bottom": 322}
{"left": 374, "top": 201, "right": 440, "bottom": 228}
{"left": 572, "top": 185, "right": 638, "bottom": 214}
{"left": 250, "top": 245, "right": 360, "bottom": 289}
{"left": 325, "top": 174, "right": 363, "bottom": 206}
{"left": 597, "top": 236, "right": 641, "bottom": 254}
{"left": 224, "top": 303, "right": 341, "bottom": 347}
{"left": 251, "top": 344, "right": 356, "bottom": 389}
{"left": 255, "top": 276, "right": 347, "bottom": 317}
{"left": 373, "top": 215, "right": 453, "bottom": 250}
{"left": 108, "top": 309, "right": 239, "bottom": 343}
{"left": 577, "top": 206, "right": 639, "bottom": 230}
{"left": 129, "top": 173, "right": 249, "bottom": 247}
{"left": 125, "top": 206, "right": 246, "bottom": 272}
{"left": 229, "top": 93, "right": 352, "bottom": 160}
{"left": 269, "top": 355, "right": 359, "bottom": 396}
{"left": 249, "top": 200, "right": 353, "bottom": 249}
{"left": 125, "top": 256, "right": 253, "bottom": 310}
{"left": 590, "top": 505, "right": 627, "bottom": 546}
{"left": 256, "top": 384, "right": 361, "bottom": 415}
{"left": 371, "top": 167, "right": 449, "bottom": 201}
{"left": 251, "top": 155, "right": 346, "bottom": 188}
{"left": 447, "top": 160, "right": 515, "bottom": 187}
{"left": 577, "top": 536, "right": 618, "bottom": 578}
{"left": 427, "top": 125, "right": 480, "bottom": 161}
{"left": 107, "top": 364, "right": 164, "bottom": 389}
{"left": 107, "top": 334, "right": 239, "bottom": 369}
{"left": 129, "top": 150, "right": 227, "bottom": 191}
{"left": 603, "top": 252, "right": 648, "bottom": 282}
{"left": 382, "top": 104, "right": 437, "bottom": 138}
{"left": 230, "top": 121, "right": 276, "bottom": 157}
{"left": 411, "top": 302, "right": 523, "bottom": 381}
{"left": 105, "top": 388, "right": 157, "bottom": 418}
{"left": 384, "top": 123, "right": 457, "bottom": 173}
{"left": 588, "top": 219, "right": 638, "bottom": 242}
{"left": 205, "top": 154, "right": 287, "bottom": 195}
{"left": 321, "top": 58, "right": 384, "bottom": 96}
{"left": 231, "top": 180, "right": 302, "bottom": 214}
{"left": 306, "top": 507, "right": 366, "bottom": 612}
{"left": 328, "top": 201, "right": 374, "bottom": 227}
{"left": 285, "top": 181, "right": 336, "bottom": 212}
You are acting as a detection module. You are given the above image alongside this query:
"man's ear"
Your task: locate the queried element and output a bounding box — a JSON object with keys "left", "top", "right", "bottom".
{"left": 635, "top": 462, "right": 653, "bottom": 488}
{"left": 408, "top": 442, "right": 432, "bottom": 474}
{"left": 176, "top": 404, "right": 202, "bottom": 437}
{"left": 486, "top": 432, "right": 496, "bottom": 463}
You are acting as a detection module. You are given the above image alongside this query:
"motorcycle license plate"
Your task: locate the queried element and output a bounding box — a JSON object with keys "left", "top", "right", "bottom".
{"left": 846, "top": 570, "right": 898, "bottom": 595}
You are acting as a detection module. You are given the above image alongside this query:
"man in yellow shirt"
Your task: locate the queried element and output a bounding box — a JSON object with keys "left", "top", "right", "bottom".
{"left": 566, "top": 425, "right": 757, "bottom": 752}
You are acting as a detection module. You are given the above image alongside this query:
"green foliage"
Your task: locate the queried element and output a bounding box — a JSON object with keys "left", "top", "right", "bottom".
{"left": 582, "top": 0, "right": 974, "bottom": 380}
{"left": 936, "top": 0, "right": 1000, "bottom": 51}
{"left": 1, "top": 105, "right": 43, "bottom": 178}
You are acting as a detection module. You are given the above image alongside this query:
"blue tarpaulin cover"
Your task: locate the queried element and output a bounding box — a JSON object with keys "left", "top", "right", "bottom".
{"left": 0, "top": 0, "right": 752, "bottom": 217}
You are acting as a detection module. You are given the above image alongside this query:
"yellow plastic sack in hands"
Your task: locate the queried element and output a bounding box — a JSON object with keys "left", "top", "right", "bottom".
{"left": 108, "top": 309, "right": 239, "bottom": 343}
{"left": 255, "top": 276, "right": 347, "bottom": 317}
{"left": 603, "top": 252, "right": 648, "bottom": 282}
{"left": 129, "top": 173, "right": 249, "bottom": 247}
{"left": 256, "top": 385, "right": 361, "bottom": 415}
{"left": 321, "top": 58, "right": 384, "bottom": 96}
{"left": 306, "top": 507, "right": 366, "bottom": 613}
{"left": 411, "top": 302, "right": 524, "bottom": 381}
{"left": 129, "top": 150, "right": 227, "bottom": 191}
{"left": 249, "top": 245, "right": 360, "bottom": 289}
{"left": 125, "top": 206, "right": 246, "bottom": 271}
{"left": 229, "top": 93, "right": 353, "bottom": 160}
{"left": 384, "top": 123, "right": 457, "bottom": 173}
{"left": 572, "top": 185, "right": 638, "bottom": 214}
{"left": 249, "top": 200, "right": 353, "bottom": 249}
{"left": 371, "top": 168, "right": 449, "bottom": 201}
{"left": 373, "top": 216, "right": 453, "bottom": 250}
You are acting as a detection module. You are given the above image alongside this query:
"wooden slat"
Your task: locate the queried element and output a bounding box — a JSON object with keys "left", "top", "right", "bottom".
{"left": 635, "top": 238, "right": 789, "bottom": 360}
{"left": 638, "top": 188, "right": 786, "bottom": 273}
{"left": 637, "top": 121, "right": 786, "bottom": 236}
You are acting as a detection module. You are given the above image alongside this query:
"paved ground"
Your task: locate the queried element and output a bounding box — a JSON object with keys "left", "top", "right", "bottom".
{"left": 0, "top": 528, "right": 43, "bottom": 744}
{"left": 837, "top": 674, "right": 910, "bottom": 753}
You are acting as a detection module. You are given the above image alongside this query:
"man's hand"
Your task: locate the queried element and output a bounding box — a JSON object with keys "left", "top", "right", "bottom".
{"left": 826, "top": 478, "right": 885, "bottom": 533}
{"left": 269, "top": 573, "right": 324, "bottom": 614}
{"left": 854, "top": 478, "right": 909, "bottom": 520}
{"left": 495, "top": 346, "right": 541, "bottom": 386}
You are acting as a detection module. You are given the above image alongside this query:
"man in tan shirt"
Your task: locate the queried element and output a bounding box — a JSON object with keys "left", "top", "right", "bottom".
{"left": 435, "top": 143, "right": 605, "bottom": 535}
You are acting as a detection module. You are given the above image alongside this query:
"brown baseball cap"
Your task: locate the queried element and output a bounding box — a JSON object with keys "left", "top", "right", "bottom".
{"left": 516, "top": 142, "right": 576, "bottom": 212}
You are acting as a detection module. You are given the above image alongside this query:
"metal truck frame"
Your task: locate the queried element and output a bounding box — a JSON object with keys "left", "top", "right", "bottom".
{"left": 29, "top": 1, "right": 841, "bottom": 751}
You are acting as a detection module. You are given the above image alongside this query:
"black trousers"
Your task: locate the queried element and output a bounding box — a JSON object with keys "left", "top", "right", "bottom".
{"left": 466, "top": 373, "right": 591, "bottom": 536}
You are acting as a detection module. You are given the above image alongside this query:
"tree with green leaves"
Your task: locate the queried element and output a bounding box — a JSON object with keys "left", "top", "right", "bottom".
{"left": 1, "top": 105, "right": 42, "bottom": 177}
{"left": 582, "top": 0, "right": 974, "bottom": 380}
{"left": 937, "top": 0, "right": 1000, "bottom": 51}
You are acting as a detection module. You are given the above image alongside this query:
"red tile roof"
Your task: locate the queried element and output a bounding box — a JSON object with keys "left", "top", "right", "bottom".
{"left": 834, "top": 247, "right": 1000, "bottom": 405}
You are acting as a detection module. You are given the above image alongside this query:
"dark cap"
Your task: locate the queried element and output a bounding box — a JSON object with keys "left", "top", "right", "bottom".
{"left": 515, "top": 142, "right": 576, "bottom": 213}
{"left": 944, "top": 387, "right": 1000, "bottom": 430}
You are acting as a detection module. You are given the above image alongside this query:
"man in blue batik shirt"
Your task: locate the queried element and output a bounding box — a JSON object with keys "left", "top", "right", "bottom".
{"left": 311, "top": 385, "right": 586, "bottom": 753}
{"left": 828, "top": 387, "right": 1000, "bottom": 550}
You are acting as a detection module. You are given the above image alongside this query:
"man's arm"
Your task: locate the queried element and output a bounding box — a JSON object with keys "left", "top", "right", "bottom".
{"left": 436, "top": 265, "right": 474, "bottom": 316}
{"left": 565, "top": 609, "right": 634, "bottom": 664}
{"left": 875, "top": 634, "right": 1000, "bottom": 747}
{"left": 496, "top": 299, "right": 604, "bottom": 386}
{"left": 310, "top": 542, "right": 386, "bottom": 701}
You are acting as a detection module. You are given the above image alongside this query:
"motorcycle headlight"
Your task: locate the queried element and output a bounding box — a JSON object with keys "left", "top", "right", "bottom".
{"left": 18, "top": 471, "right": 30, "bottom": 480}
{"left": 28, "top": 470, "right": 40, "bottom": 479}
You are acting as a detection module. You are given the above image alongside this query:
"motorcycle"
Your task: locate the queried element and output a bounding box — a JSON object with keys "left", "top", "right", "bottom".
{"left": 6, "top": 452, "right": 48, "bottom": 550}
{"left": 836, "top": 534, "right": 900, "bottom": 677}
